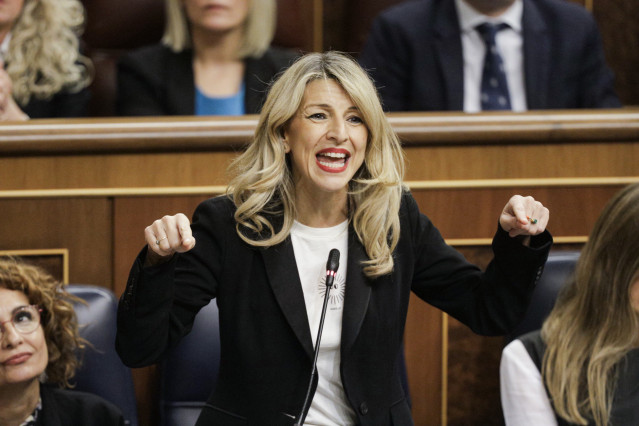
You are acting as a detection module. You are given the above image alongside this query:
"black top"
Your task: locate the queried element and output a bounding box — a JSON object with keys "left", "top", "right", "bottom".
{"left": 116, "top": 45, "right": 299, "bottom": 116}
{"left": 36, "top": 383, "right": 125, "bottom": 426}
{"left": 520, "top": 330, "right": 639, "bottom": 426}
{"left": 21, "top": 88, "right": 90, "bottom": 119}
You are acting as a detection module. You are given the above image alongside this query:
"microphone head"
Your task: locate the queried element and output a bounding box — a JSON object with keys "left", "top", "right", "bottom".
{"left": 326, "top": 249, "right": 340, "bottom": 273}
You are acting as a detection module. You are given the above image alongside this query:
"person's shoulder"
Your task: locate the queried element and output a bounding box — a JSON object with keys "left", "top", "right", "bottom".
{"left": 200, "top": 194, "right": 234, "bottom": 208}
{"left": 379, "top": 0, "right": 435, "bottom": 18}
{"left": 119, "top": 43, "right": 188, "bottom": 67}
{"left": 398, "top": 189, "right": 424, "bottom": 225}
{"left": 527, "top": 0, "right": 594, "bottom": 21}
{"left": 516, "top": 330, "right": 546, "bottom": 368}
{"left": 41, "top": 386, "right": 124, "bottom": 425}
{"left": 400, "top": 189, "right": 418, "bottom": 210}
{"left": 195, "top": 195, "right": 236, "bottom": 219}
{"left": 369, "top": 0, "right": 440, "bottom": 35}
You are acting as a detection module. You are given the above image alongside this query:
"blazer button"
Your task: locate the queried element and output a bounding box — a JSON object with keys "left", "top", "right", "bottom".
{"left": 359, "top": 402, "right": 369, "bottom": 415}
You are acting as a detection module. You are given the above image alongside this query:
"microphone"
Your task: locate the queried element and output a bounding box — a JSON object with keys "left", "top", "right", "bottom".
{"left": 294, "top": 249, "right": 340, "bottom": 425}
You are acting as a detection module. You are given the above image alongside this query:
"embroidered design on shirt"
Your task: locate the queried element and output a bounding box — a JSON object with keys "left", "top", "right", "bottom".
{"left": 318, "top": 272, "right": 345, "bottom": 309}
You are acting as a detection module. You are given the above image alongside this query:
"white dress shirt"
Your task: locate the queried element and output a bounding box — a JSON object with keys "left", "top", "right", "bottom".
{"left": 455, "top": 0, "right": 528, "bottom": 112}
{"left": 500, "top": 339, "right": 558, "bottom": 425}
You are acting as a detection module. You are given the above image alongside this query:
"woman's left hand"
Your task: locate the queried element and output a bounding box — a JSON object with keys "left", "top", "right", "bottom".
{"left": 0, "top": 63, "right": 28, "bottom": 121}
{"left": 499, "top": 195, "right": 549, "bottom": 244}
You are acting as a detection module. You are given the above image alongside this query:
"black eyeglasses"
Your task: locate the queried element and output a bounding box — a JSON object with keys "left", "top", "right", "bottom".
{"left": 0, "top": 305, "right": 42, "bottom": 336}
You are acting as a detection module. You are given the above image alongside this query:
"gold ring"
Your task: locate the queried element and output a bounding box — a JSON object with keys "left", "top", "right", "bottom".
{"left": 156, "top": 236, "right": 168, "bottom": 245}
{"left": 527, "top": 216, "right": 538, "bottom": 225}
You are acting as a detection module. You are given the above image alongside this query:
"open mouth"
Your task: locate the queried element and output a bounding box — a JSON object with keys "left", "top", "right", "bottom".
{"left": 316, "top": 149, "right": 350, "bottom": 172}
{"left": 318, "top": 152, "right": 347, "bottom": 168}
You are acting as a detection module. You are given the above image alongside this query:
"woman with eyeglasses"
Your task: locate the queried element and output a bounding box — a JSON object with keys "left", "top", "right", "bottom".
{"left": 0, "top": 258, "right": 124, "bottom": 426}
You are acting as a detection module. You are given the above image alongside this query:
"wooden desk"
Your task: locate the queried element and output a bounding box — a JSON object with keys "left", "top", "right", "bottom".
{"left": 2, "top": 110, "right": 638, "bottom": 425}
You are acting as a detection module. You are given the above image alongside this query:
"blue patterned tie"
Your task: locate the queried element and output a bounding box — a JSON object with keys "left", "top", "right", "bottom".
{"left": 476, "top": 23, "right": 511, "bottom": 110}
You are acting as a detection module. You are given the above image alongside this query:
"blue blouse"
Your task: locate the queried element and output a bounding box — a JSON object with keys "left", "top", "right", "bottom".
{"left": 195, "top": 83, "right": 245, "bottom": 116}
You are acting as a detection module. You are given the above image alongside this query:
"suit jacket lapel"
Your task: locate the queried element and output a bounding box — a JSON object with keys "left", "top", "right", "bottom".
{"left": 341, "top": 229, "right": 372, "bottom": 357}
{"left": 522, "top": 0, "right": 550, "bottom": 109}
{"left": 260, "top": 239, "right": 315, "bottom": 359}
{"left": 433, "top": 0, "right": 464, "bottom": 110}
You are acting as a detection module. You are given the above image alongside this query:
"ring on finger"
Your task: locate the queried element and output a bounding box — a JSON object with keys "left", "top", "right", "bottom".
{"left": 526, "top": 216, "right": 538, "bottom": 225}
{"left": 155, "top": 236, "right": 168, "bottom": 245}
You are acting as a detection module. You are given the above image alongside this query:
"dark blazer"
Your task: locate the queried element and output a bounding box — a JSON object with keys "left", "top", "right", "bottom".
{"left": 358, "top": 0, "right": 621, "bottom": 112}
{"left": 21, "top": 88, "right": 90, "bottom": 118}
{"left": 116, "top": 45, "right": 299, "bottom": 116}
{"left": 37, "top": 384, "right": 125, "bottom": 426}
{"left": 519, "top": 331, "right": 639, "bottom": 426}
{"left": 116, "top": 193, "right": 552, "bottom": 425}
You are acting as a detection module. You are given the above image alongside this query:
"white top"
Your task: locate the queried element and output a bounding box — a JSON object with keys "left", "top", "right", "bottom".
{"left": 455, "top": 0, "right": 527, "bottom": 112}
{"left": 290, "top": 219, "right": 356, "bottom": 425}
{"left": 500, "top": 339, "right": 558, "bottom": 425}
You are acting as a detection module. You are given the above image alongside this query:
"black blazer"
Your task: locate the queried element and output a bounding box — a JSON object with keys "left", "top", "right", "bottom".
{"left": 21, "top": 88, "right": 90, "bottom": 118}
{"left": 116, "top": 193, "right": 552, "bottom": 425}
{"left": 37, "top": 384, "right": 125, "bottom": 426}
{"left": 358, "top": 0, "right": 621, "bottom": 111}
{"left": 116, "top": 45, "right": 299, "bottom": 116}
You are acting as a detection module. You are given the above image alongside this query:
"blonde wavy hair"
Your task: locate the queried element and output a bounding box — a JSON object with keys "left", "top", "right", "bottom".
{"left": 227, "top": 51, "right": 405, "bottom": 278}
{"left": 0, "top": 257, "right": 86, "bottom": 388}
{"left": 541, "top": 182, "right": 639, "bottom": 425}
{"left": 162, "top": 0, "right": 276, "bottom": 58}
{"left": 6, "top": 0, "right": 92, "bottom": 106}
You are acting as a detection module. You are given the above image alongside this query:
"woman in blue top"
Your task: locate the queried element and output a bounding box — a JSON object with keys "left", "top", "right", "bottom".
{"left": 116, "top": 0, "right": 298, "bottom": 117}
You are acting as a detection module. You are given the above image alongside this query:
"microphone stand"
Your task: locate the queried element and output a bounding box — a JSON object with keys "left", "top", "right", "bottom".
{"left": 294, "top": 250, "right": 339, "bottom": 425}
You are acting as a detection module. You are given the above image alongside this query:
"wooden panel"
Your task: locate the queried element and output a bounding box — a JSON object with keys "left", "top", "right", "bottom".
{"left": 1, "top": 111, "right": 638, "bottom": 194}
{"left": 404, "top": 296, "right": 444, "bottom": 425}
{"left": 411, "top": 185, "right": 623, "bottom": 239}
{"left": 0, "top": 249, "right": 69, "bottom": 283}
{"left": 0, "top": 152, "right": 237, "bottom": 191}
{"left": 0, "top": 198, "right": 112, "bottom": 289}
{"left": 274, "top": 0, "right": 319, "bottom": 52}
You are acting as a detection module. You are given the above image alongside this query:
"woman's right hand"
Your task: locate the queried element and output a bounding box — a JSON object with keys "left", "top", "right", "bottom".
{"left": 144, "top": 213, "right": 196, "bottom": 266}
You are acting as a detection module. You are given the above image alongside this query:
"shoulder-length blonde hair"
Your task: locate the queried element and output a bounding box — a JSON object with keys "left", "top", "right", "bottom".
{"left": 7, "top": 0, "right": 92, "bottom": 106}
{"left": 541, "top": 182, "right": 639, "bottom": 425}
{"left": 227, "top": 51, "right": 405, "bottom": 278}
{"left": 0, "top": 258, "right": 86, "bottom": 388}
{"left": 162, "top": 0, "right": 276, "bottom": 58}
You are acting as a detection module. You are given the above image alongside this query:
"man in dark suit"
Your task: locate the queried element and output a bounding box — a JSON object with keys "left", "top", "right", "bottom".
{"left": 358, "top": 0, "right": 621, "bottom": 112}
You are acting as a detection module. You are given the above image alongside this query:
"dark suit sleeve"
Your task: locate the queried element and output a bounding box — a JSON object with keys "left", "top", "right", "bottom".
{"left": 577, "top": 15, "right": 621, "bottom": 108}
{"left": 358, "top": 12, "right": 412, "bottom": 112}
{"left": 404, "top": 194, "right": 552, "bottom": 335}
{"left": 116, "top": 197, "right": 230, "bottom": 367}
